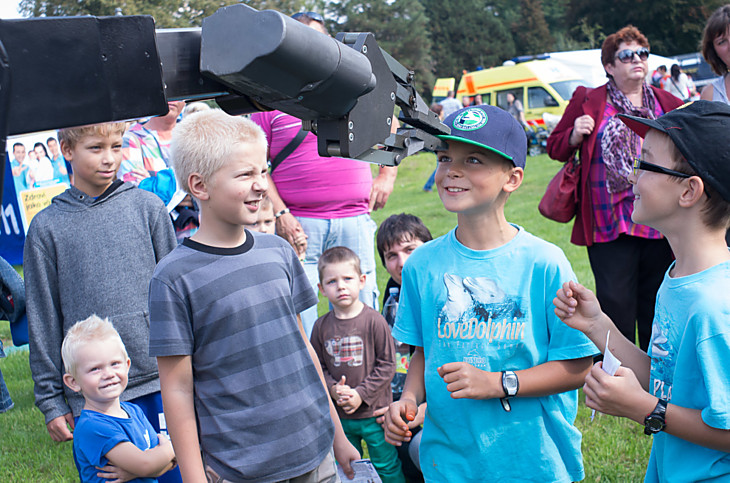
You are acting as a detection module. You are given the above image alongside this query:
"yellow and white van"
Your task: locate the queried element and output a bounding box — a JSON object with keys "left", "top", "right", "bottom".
{"left": 435, "top": 59, "right": 588, "bottom": 126}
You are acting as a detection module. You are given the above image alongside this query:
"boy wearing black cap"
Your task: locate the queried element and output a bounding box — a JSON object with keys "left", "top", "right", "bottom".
{"left": 383, "top": 106, "right": 596, "bottom": 482}
{"left": 555, "top": 100, "right": 730, "bottom": 481}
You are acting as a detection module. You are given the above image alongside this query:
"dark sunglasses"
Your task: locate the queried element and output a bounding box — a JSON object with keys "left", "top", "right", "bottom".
{"left": 632, "top": 158, "right": 690, "bottom": 178}
{"left": 615, "top": 47, "right": 650, "bottom": 63}
{"left": 291, "top": 11, "right": 324, "bottom": 23}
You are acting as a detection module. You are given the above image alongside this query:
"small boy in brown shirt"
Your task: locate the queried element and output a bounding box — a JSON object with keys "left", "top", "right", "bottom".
{"left": 310, "top": 246, "right": 404, "bottom": 483}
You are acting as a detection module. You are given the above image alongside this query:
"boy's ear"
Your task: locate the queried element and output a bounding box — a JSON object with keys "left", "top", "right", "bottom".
{"left": 502, "top": 167, "right": 524, "bottom": 194}
{"left": 679, "top": 176, "right": 707, "bottom": 208}
{"left": 60, "top": 140, "right": 73, "bottom": 162}
{"left": 188, "top": 173, "right": 209, "bottom": 201}
{"left": 359, "top": 273, "right": 367, "bottom": 288}
{"left": 63, "top": 373, "right": 81, "bottom": 393}
{"left": 317, "top": 282, "right": 325, "bottom": 296}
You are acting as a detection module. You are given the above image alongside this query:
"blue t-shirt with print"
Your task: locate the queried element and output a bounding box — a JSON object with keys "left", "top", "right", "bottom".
{"left": 392, "top": 226, "right": 597, "bottom": 483}
{"left": 73, "top": 401, "right": 159, "bottom": 483}
{"left": 644, "top": 260, "right": 730, "bottom": 483}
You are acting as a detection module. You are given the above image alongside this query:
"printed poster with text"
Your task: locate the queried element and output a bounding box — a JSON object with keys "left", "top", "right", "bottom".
{"left": 2, "top": 131, "right": 70, "bottom": 264}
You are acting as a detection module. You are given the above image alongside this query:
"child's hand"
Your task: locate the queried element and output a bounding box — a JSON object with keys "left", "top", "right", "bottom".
{"left": 408, "top": 402, "right": 427, "bottom": 428}
{"left": 437, "top": 362, "right": 499, "bottom": 399}
{"left": 46, "top": 413, "right": 75, "bottom": 442}
{"left": 96, "top": 464, "right": 137, "bottom": 483}
{"left": 333, "top": 436, "right": 360, "bottom": 480}
{"left": 583, "top": 362, "right": 657, "bottom": 423}
{"left": 129, "top": 168, "right": 151, "bottom": 182}
{"left": 340, "top": 390, "right": 362, "bottom": 414}
{"left": 383, "top": 398, "right": 418, "bottom": 446}
{"left": 553, "top": 281, "right": 604, "bottom": 335}
{"left": 331, "top": 375, "right": 353, "bottom": 403}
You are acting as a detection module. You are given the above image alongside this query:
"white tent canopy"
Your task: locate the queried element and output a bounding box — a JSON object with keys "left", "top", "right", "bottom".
{"left": 546, "top": 49, "right": 678, "bottom": 87}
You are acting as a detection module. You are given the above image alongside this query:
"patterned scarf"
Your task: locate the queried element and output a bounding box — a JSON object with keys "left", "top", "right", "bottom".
{"left": 600, "top": 79, "right": 657, "bottom": 193}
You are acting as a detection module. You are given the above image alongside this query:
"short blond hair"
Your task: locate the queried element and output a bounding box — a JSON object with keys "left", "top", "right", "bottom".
{"left": 61, "top": 315, "right": 128, "bottom": 378}
{"left": 260, "top": 195, "right": 273, "bottom": 213}
{"left": 171, "top": 109, "right": 267, "bottom": 193}
{"left": 57, "top": 122, "right": 127, "bottom": 150}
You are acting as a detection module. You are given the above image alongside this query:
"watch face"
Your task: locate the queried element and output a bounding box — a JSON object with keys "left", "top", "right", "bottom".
{"left": 644, "top": 416, "right": 665, "bottom": 434}
{"left": 503, "top": 372, "right": 518, "bottom": 396}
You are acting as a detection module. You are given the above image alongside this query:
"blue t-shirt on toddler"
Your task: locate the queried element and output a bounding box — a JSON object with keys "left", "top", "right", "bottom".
{"left": 393, "top": 226, "right": 597, "bottom": 483}
{"left": 73, "top": 401, "right": 160, "bottom": 483}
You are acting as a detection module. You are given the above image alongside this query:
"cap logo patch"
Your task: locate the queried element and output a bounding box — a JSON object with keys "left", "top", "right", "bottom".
{"left": 452, "top": 107, "right": 488, "bottom": 131}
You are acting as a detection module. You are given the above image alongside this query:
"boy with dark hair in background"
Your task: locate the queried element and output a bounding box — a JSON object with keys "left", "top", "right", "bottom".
{"left": 375, "top": 214, "right": 433, "bottom": 482}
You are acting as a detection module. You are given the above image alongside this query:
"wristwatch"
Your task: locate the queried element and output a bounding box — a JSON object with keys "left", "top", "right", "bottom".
{"left": 500, "top": 371, "right": 519, "bottom": 412}
{"left": 644, "top": 399, "right": 668, "bottom": 435}
{"left": 274, "top": 207, "right": 290, "bottom": 219}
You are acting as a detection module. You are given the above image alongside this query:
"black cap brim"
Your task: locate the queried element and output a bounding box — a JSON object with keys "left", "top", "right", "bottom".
{"left": 618, "top": 114, "right": 666, "bottom": 139}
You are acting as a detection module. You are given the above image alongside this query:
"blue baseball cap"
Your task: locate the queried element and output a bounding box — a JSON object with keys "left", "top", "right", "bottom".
{"left": 437, "top": 105, "right": 528, "bottom": 168}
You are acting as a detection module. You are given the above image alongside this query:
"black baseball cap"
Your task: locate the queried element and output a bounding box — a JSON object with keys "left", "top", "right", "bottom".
{"left": 437, "top": 105, "right": 527, "bottom": 168}
{"left": 619, "top": 100, "right": 730, "bottom": 202}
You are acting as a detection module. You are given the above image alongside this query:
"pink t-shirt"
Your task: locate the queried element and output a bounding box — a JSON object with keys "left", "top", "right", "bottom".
{"left": 252, "top": 111, "right": 372, "bottom": 219}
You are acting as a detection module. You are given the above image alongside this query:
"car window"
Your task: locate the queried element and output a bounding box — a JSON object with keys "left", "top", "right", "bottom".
{"left": 528, "top": 86, "right": 559, "bottom": 109}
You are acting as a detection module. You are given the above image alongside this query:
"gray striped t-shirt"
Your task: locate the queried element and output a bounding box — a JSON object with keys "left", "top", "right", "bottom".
{"left": 149, "top": 231, "right": 331, "bottom": 481}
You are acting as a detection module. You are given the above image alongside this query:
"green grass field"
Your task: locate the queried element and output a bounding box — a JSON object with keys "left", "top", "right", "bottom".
{"left": 0, "top": 151, "right": 650, "bottom": 481}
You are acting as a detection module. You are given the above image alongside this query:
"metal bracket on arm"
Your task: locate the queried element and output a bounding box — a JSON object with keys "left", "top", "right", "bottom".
{"left": 353, "top": 48, "right": 449, "bottom": 166}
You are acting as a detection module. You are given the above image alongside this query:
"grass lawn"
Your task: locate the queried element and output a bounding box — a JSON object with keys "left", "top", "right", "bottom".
{"left": 0, "top": 151, "right": 650, "bottom": 481}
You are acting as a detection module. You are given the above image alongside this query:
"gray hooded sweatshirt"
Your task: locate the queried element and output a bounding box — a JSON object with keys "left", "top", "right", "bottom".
{"left": 24, "top": 181, "right": 176, "bottom": 422}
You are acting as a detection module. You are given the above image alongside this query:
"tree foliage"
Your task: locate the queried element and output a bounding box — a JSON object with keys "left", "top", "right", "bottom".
{"left": 512, "top": 0, "right": 554, "bottom": 56}
{"left": 330, "top": 0, "right": 435, "bottom": 97}
{"left": 19, "top": 0, "right": 239, "bottom": 27}
{"left": 420, "top": 0, "right": 515, "bottom": 79}
{"left": 567, "top": 0, "right": 723, "bottom": 55}
{"left": 18, "top": 0, "right": 327, "bottom": 27}
{"left": 16, "top": 0, "right": 730, "bottom": 92}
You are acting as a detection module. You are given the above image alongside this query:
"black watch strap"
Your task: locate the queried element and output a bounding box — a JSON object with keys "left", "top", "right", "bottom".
{"left": 644, "top": 399, "right": 668, "bottom": 435}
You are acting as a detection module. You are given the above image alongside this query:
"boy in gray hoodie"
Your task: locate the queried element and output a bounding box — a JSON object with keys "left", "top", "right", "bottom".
{"left": 23, "top": 121, "right": 177, "bottom": 479}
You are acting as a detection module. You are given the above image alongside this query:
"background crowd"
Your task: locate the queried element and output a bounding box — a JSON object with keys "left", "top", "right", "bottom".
{"left": 3, "top": 4, "right": 730, "bottom": 483}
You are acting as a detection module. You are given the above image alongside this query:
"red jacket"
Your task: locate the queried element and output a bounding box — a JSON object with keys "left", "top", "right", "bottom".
{"left": 546, "top": 84, "right": 684, "bottom": 246}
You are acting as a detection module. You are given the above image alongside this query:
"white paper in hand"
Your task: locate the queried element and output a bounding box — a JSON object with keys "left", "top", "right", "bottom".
{"left": 336, "top": 459, "right": 383, "bottom": 483}
{"left": 591, "top": 331, "right": 622, "bottom": 421}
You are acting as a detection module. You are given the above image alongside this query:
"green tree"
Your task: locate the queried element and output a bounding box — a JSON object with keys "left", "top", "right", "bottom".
{"left": 567, "top": 0, "right": 723, "bottom": 55}
{"left": 420, "top": 0, "right": 516, "bottom": 80}
{"left": 512, "top": 0, "right": 554, "bottom": 56}
{"left": 18, "top": 0, "right": 327, "bottom": 27}
{"left": 331, "top": 0, "right": 435, "bottom": 97}
{"left": 19, "top": 0, "right": 240, "bottom": 27}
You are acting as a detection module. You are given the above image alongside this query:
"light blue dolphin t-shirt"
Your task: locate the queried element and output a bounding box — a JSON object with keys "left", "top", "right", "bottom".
{"left": 393, "top": 226, "right": 596, "bottom": 482}
{"left": 644, "top": 260, "right": 730, "bottom": 483}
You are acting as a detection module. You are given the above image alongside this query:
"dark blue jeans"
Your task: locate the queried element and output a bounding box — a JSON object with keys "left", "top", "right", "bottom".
{"left": 0, "top": 341, "right": 13, "bottom": 412}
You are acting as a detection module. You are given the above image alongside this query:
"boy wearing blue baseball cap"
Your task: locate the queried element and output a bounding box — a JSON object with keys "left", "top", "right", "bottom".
{"left": 383, "top": 105, "right": 597, "bottom": 482}
{"left": 555, "top": 100, "right": 730, "bottom": 482}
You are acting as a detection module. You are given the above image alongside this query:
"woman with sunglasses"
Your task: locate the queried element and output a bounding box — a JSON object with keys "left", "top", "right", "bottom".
{"left": 546, "top": 25, "right": 683, "bottom": 352}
